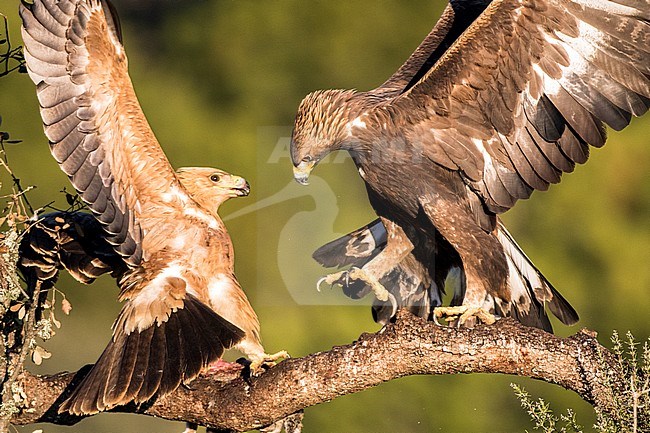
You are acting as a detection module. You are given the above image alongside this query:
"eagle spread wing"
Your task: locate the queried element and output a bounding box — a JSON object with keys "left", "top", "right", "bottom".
{"left": 20, "top": 0, "right": 269, "bottom": 415}
{"left": 393, "top": 0, "right": 649, "bottom": 213}
{"left": 292, "top": 0, "right": 648, "bottom": 330}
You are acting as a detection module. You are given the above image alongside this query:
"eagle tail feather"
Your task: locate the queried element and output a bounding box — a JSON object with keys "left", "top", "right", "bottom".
{"left": 58, "top": 294, "right": 244, "bottom": 415}
{"left": 496, "top": 221, "right": 579, "bottom": 330}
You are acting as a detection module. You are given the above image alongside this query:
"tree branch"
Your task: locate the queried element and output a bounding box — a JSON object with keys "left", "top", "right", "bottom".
{"left": 11, "top": 311, "right": 619, "bottom": 431}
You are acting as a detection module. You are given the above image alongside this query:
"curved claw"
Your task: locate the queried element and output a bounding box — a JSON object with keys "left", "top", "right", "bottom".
{"left": 317, "top": 268, "right": 396, "bottom": 319}
{"left": 316, "top": 269, "right": 352, "bottom": 292}
{"left": 387, "top": 292, "right": 398, "bottom": 318}
{"left": 316, "top": 275, "right": 329, "bottom": 292}
{"left": 432, "top": 306, "right": 496, "bottom": 327}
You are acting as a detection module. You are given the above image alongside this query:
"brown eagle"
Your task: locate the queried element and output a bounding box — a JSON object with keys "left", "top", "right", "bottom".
{"left": 292, "top": 0, "right": 649, "bottom": 328}
{"left": 20, "top": 0, "right": 285, "bottom": 415}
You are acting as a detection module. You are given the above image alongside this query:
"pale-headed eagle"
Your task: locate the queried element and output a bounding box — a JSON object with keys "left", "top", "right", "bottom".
{"left": 18, "top": 170, "right": 250, "bottom": 314}
{"left": 20, "top": 0, "right": 285, "bottom": 415}
{"left": 292, "top": 0, "right": 649, "bottom": 329}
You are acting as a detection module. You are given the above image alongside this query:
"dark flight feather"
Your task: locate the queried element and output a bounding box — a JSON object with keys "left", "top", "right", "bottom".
{"left": 312, "top": 219, "right": 387, "bottom": 268}
{"left": 18, "top": 212, "right": 127, "bottom": 291}
{"left": 379, "top": 0, "right": 492, "bottom": 95}
{"left": 59, "top": 294, "right": 244, "bottom": 415}
{"left": 21, "top": 0, "right": 145, "bottom": 267}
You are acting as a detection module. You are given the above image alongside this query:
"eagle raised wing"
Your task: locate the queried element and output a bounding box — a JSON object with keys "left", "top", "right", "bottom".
{"left": 20, "top": 0, "right": 281, "bottom": 415}
{"left": 394, "top": 0, "right": 649, "bottom": 212}
{"left": 378, "top": 0, "right": 492, "bottom": 96}
{"left": 20, "top": 0, "right": 188, "bottom": 267}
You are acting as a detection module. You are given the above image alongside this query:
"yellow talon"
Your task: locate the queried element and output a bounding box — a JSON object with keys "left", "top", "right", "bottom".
{"left": 249, "top": 350, "right": 290, "bottom": 375}
{"left": 433, "top": 306, "right": 496, "bottom": 326}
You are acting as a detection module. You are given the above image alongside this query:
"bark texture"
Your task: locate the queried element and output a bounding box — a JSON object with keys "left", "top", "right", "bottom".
{"left": 10, "top": 311, "right": 619, "bottom": 431}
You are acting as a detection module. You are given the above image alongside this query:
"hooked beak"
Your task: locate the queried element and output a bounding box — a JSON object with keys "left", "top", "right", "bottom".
{"left": 232, "top": 177, "right": 250, "bottom": 196}
{"left": 235, "top": 182, "right": 250, "bottom": 196}
{"left": 293, "top": 160, "right": 315, "bottom": 185}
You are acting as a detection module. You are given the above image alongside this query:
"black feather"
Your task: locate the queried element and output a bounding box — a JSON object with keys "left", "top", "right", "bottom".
{"left": 525, "top": 95, "right": 565, "bottom": 142}
{"left": 402, "top": 0, "right": 492, "bottom": 93}
{"left": 312, "top": 219, "right": 386, "bottom": 268}
{"left": 137, "top": 322, "right": 166, "bottom": 402}
{"left": 59, "top": 294, "right": 244, "bottom": 415}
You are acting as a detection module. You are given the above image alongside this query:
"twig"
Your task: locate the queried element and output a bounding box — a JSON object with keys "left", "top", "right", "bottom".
{"left": 0, "top": 14, "right": 25, "bottom": 78}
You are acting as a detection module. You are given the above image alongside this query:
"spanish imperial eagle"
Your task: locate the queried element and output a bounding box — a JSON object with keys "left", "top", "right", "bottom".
{"left": 20, "top": 0, "right": 285, "bottom": 415}
{"left": 291, "top": 0, "right": 649, "bottom": 329}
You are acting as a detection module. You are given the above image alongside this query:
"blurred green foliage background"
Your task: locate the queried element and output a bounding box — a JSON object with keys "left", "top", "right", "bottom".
{"left": 0, "top": 0, "right": 648, "bottom": 431}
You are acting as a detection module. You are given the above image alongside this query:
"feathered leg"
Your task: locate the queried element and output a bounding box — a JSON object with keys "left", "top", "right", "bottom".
{"left": 419, "top": 194, "right": 504, "bottom": 326}
{"left": 317, "top": 218, "right": 414, "bottom": 316}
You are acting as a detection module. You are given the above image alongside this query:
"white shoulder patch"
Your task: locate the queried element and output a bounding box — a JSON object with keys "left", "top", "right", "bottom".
{"left": 351, "top": 116, "right": 367, "bottom": 129}
{"left": 161, "top": 184, "right": 189, "bottom": 204}
{"left": 346, "top": 115, "right": 368, "bottom": 137}
{"left": 183, "top": 206, "right": 220, "bottom": 229}
{"left": 358, "top": 166, "right": 367, "bottom": 179}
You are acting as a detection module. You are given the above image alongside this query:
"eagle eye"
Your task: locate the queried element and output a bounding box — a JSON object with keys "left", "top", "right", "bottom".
{"left": 302, "top": 155, "right": 313, "bottom": 163}
{"left": 210, "top": 174, "right": 221, "bottom": 182}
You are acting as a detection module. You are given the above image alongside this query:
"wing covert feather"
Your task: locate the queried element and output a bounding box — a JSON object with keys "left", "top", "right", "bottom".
{"left": 21, "top": 0, "right": 192, "bottom": 267}
{"left": 393, "top": 0, "right": 650, "bottom": 213}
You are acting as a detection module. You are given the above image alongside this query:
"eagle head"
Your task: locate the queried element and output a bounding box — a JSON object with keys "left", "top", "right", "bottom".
{"left": 290, "top": 89, "right": 358, "bottom": 185}
{"left": 176, "top": 167, "right": 250, "bottom": 212}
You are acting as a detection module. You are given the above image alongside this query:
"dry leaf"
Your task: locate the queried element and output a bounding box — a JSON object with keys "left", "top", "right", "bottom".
{"left": 32, "top": 346, "right": 52, "bottom": 366}
{"left": 32, "top": 349, "right": 41, "bottom": 366}
{"left": 61, "top": 298, "right": 72, "bottom": 315}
